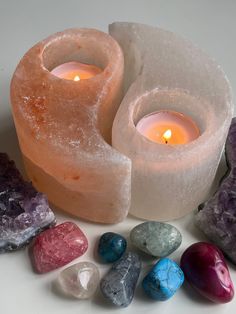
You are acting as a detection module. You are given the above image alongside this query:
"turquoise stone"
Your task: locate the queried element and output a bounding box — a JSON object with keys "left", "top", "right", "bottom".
{"left": 130, "top": 221, "right": 182, "bottom": 257}
{"left": 142, "top": 258, "right": 184, "bottom": 301}
{"left": 98, "top": 232, "right": 127, "bottom": 263}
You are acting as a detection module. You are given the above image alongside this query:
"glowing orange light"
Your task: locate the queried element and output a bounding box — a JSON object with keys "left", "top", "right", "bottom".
{"left": 163, "top": 129, "right": 172, "bottom": 144}
{"left": 73, "top": 75, "right": 80, "bottom": 81}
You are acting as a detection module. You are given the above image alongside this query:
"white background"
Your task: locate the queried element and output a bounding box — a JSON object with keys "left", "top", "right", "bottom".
{"left": 0, "top": 1, "right": 236, "bottom": 314}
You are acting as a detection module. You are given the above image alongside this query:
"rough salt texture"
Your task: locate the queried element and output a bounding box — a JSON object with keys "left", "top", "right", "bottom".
{"left": 110, "top": 22, "right": 233, "bottom": 221}
{"left": 98, "top": 232, "right": 127, "bottom": 263}
{"left": 195, "top": 118, "right": 236, "bottom": 265}
{"left": 56, "top": 262, "right": 99, "bottom": 299}
{"left": 0, "top": 153, "right": 55, "bottom": 252}
{"left": 130, "top": 221, "right": 182, "bottom": 257}
{"left": 11, "top": 28, "right": 131, "bottom": 224}
{"left": 142, "top": 258, "right": 184, "bottom": 301}
{"left": 31, "top": 222, "right": 88, "bottom": 273}
{"left": 100, "top": 252, "right": 141, "bottom": 307}
{"left": 181, "top": 242, "right": 234, "bottom": 303}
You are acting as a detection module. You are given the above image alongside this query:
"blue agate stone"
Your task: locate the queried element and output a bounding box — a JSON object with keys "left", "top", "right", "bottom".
{"left": 98, "top": 232, "right": 127, "bottom": 263}
{"left": 142, "top": 258, "right": 184, "bottom": 301}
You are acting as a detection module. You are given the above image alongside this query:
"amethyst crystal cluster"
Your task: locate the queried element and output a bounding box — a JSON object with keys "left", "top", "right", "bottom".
{"left": 195, "top": 117, "right": 236, "bottom": 264}
{"left": 0, "top": 153, "right": 55, "bottom": 252}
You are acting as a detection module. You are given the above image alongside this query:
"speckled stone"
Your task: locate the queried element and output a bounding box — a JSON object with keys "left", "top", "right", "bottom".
{"left": 142, "top": 258, "right": 184, "bottom": 301}
{"left": 130, "top": 221, "right": 182, "bottom": 257}
{"left": 100, "top": 252, "right": 141, "bottom": 307}
{"left": 0, "top": 153, "right": 55, "bottom": 252}
{"left": 98, "top": 232, "right": 127, "bottom": 263}
{"left": 31, "top": 222, "right": 88, "bottom": 273}
{"left": 195, "top": 118, "right": 236, "bottom": 265}
{"left": 56, "top": 262, "right": 99, "bottom": 299}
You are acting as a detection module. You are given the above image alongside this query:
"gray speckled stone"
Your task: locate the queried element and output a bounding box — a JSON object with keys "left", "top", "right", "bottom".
{"left": 130, "top": 221, "right": 182, "bottom": 257}
{"left": 100, "top": 252, "right": 141, "bottom": 307}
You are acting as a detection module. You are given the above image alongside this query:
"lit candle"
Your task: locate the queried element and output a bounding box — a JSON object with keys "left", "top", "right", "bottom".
{"left": 51, "top": 61, "right": 102, "bottom": 81}
{"left": 136, "top": 110, "right": 200, "bottom": 145}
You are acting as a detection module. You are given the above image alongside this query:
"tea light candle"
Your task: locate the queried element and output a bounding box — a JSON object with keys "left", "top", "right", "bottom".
{"left": 51, "top": 61, "right": 103, "bottom": 81}
{"left": 136, "top": 110, "right": 200, "bottom": 145}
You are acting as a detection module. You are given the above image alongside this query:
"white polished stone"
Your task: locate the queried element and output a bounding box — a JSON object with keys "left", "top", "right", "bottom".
{"left": 56, "top": 262, "right": 100, "bottom": 299}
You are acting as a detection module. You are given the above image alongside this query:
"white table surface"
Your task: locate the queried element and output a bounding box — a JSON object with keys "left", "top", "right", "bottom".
{"left": 0, "top": 1, "right": 236, "bottom": 313}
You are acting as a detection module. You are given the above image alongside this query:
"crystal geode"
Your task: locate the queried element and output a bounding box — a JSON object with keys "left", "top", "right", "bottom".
{"left": 0, "top": 153, "right": 55, "bottom": 252}
{"left": 110, "top": 22, "right": 233, "bottom": 221}
{"left": 10, "top": 28, "right": 131, "bottom": 224}
{"left": 195, "top": 118, "right": 236, "bottom": 264}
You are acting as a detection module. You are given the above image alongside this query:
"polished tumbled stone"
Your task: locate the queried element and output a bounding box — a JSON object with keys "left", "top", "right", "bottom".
{"left": 56, "top": 262, "right": 100, "bottom": 299}
{"left": 181, "top": 242, "right": 234, "bottom": 303}
{"left": 130, "top": 221, "right": 182, "bottom": 257}
{"left": 0, "top": 153, "right": 55, "bottom": 252}
{"left": 195, "top": 118, "right": 236, "bottom": 264}
{"left": 100, "top": 252, "right": 141, "bottom": 307}
{"left": 32, "top": 222, "right": 88, "bottom": 273}
{"left": 142, "top": 258, "right": 184, "bottom": 301}
{"left": 98, "top": 232, "right": 127, "bottom": 263}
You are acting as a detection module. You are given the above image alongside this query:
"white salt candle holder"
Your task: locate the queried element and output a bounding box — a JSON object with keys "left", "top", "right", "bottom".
{"left": 110, "top": 22, "right": 233, "bottom": 221}
{"left": 11, "top": 28, "right": 131, "bottom": 224}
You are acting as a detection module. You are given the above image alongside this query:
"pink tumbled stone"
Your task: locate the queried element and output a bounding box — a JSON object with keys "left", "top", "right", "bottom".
{"left": 31, "top": 222, "right": 88, "bottom": 273}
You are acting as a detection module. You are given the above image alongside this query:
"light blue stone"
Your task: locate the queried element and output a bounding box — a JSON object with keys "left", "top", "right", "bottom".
{"left": 142, "top": 258, "right": 184, "bottom": 301}
{"left": 130, "top": 222, "right": 182, "bottom": 257}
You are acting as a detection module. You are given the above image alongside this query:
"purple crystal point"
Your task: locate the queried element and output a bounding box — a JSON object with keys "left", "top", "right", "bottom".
{"left": 0, "top": 153, "right": 56, "bottom": 252}
{"left": 195, "top": 118, "right": 236, "bottom": 264}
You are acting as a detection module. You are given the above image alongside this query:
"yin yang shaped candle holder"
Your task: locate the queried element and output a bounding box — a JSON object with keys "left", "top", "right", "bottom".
{"left": 110, "top": 22, "right": 233, "bottom": 221}
{"left": 11, "top": 28, "right": 131, "bottom": 224}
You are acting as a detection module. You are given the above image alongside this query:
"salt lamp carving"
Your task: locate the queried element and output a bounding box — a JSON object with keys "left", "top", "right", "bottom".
{"left": 110, "top": 22, "right": 233, "bottom": 221}
{"left": 11, "top": 28, "right": 131, "bottom": 224}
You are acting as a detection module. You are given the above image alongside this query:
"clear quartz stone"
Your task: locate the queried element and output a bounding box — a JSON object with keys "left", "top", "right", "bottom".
{"left": 57, "top": 262, "right": 100, "bottom": 299}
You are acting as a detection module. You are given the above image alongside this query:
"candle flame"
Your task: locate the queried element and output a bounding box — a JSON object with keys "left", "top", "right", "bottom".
{"left": 163, "top": 129, "right": 172, "bottom": 144}
{"left": 74, "top": 75, "right": 80, "bottom": 81}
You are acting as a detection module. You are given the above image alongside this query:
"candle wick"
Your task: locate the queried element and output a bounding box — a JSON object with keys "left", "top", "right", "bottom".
{"left": 165, "top": 140, "right": 168, "bottom": 144}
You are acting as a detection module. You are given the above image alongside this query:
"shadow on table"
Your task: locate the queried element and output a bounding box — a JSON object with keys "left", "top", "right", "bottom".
{"left": 181, "top": 280, "right": 218, "bottom": 307}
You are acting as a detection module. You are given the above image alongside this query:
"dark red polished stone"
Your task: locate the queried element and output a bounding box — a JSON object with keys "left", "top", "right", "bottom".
{"left": 181, "top": 242, "right": 234, "bottom": 303}
{"left": 31, "top": 222, "right": 88, "bottom": 273}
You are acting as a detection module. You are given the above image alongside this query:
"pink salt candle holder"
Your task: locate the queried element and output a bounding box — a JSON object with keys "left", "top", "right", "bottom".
{"left": 10, "top": 28, "right": 131, "bottom": 224}
{"left": 110, "top": 22, "right": 233, "bottom": 221}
